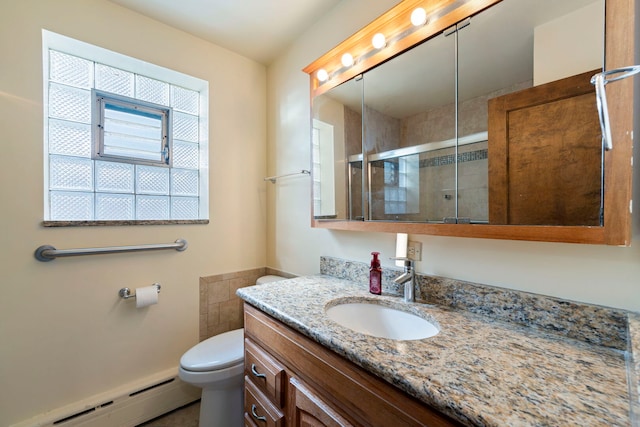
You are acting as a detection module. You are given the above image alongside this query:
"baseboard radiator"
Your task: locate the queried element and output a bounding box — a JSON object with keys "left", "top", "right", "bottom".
{"left": 12, "top": 367, "right": 200, "bottom": 427}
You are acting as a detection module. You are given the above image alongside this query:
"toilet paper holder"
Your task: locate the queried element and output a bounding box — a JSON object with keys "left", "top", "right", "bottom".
{"left": 119, "top": 283, "right": 161, "bottom": 300}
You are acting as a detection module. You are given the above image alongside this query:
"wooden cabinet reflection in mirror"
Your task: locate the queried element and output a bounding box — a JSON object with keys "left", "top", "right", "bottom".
{"left": 489, "top": 69, "right": 602, "bottom": 226}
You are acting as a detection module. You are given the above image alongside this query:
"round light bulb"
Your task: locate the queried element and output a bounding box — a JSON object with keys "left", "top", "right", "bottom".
{"left": 341, "top": 53, "right": 354, "bottom": 67}
{"left": 317, "top": 69, "right": 328, "bottom": 82}
{"left": 411, "top": 7, "right": 427, "bottom": 26}
{"left": 372, "top": 33, "right": 386, "bottom": 49}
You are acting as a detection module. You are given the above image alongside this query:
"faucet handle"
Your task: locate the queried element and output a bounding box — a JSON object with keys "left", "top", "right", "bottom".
{"left": 389, "top": 256, "right": 413, "bottom": 267}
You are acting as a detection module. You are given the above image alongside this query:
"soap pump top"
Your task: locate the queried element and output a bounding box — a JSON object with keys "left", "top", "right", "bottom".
{"left": 369, "top": 251, "right": 382, "bottom": 295}
{"left": 370, "top": 251, "right": 380, "bottom": 268}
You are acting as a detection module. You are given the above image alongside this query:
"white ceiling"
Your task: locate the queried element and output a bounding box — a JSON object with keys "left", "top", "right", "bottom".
{"left": 108, "top": 0, "right": 343, "bottom": 65}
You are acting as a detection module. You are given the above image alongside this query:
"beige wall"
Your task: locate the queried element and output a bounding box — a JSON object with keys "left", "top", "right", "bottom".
{"left": 0, "top": 0, "right": 266, "bottom": 425}
{"left": 266, "top": 0, "right": 640, "bottom": 312}
{"left": 534, "top": 0, "right": 604, "bottom": 85}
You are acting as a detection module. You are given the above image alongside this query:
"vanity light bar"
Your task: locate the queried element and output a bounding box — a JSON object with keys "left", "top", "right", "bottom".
{"left": 303, "top": 0, "right": 499, "bottom": 94}
{"left": 310, "top": 5, "right": 432, "bottom": 85}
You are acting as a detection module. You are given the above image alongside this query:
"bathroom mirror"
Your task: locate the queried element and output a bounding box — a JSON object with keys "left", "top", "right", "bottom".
{"left": 305, "top": 0, "right": 634, "bottom": 245}
{"left": 312, "top": 76, "right": 362, "bottom": 220}
{"left": 363, "top": 29, "right": 457, "bottom": 222}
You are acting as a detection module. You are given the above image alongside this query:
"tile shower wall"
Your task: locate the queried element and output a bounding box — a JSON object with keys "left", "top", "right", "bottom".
{"left": 346, "top": 81, "right": 530, "bottom": 222}
{"left": 422, "top": 141, "right": 489, "bottom": 222}
{"left": 198, "top": 268, "right": 292, "bottom": 341}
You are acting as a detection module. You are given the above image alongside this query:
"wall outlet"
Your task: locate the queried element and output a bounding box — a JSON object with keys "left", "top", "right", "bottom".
{"left": 407, "top": 241, "right": 422, "bottom": 261}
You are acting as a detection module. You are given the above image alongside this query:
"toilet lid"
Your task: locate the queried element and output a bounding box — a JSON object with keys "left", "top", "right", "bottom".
{"left": 180, "top": 328, "right": 244, "bottom": 372}
{"left": 256, "top": 275, "right": 286, "bottom": 286}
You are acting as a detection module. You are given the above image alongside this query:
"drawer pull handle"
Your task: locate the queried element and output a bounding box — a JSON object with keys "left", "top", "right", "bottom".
{"left": 251, "top": 404, "right": 267, "bottom": 422}
{"left": 251, "top": 363, "right": 267, "bottom": 379}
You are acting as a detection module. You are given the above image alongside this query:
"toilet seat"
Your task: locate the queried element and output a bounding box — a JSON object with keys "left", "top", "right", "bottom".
{"left": 180, "top": 328, "right": 244, "bottom": 372}
{"left": 178, "top": 361, "right": 244, "bottom": 387}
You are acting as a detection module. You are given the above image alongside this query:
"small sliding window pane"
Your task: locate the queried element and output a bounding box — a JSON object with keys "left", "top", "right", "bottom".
{"left": 93, "top": 90, "right": 172, "bottom": 166}
{"left": 104, "top": 104, "right": 163, "bottom": 161}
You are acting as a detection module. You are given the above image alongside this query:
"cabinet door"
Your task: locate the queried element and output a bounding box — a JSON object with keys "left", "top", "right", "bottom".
{"left": 289, "top": 377, "right": 354, "bottom": 427}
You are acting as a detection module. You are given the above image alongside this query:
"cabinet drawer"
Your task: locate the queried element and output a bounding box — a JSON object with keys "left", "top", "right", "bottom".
{"left": 244, "top": 376, "right": 285, "bottom": 427}
{"left": 244, "top": 412, "right": 258, "bottom": 427}
{"left": 245, "top": 338, "right": 286, "bottom": 406}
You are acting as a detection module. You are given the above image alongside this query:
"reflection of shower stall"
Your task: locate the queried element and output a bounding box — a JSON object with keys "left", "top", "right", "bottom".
{"left": 350, "top": 132, "right": 489, "bottom": 223}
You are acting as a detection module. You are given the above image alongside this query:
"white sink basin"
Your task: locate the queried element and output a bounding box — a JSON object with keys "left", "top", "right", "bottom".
{"left": 325, "top": 301, "right": 439, "bottom": 341}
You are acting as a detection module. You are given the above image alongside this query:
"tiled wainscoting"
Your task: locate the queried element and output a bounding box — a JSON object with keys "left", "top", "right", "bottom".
{"left": 199, "top": 267, "right": 292, "bottom": 341}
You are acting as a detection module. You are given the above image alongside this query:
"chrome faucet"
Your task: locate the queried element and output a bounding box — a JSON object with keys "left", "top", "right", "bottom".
{"left": 392, "top": 258, "right": 415, "bottom": 303}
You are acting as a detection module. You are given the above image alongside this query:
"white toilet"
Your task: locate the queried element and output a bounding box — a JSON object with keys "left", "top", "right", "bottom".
{"left": 179, "top": 275, "right": 286, "bottom": 427}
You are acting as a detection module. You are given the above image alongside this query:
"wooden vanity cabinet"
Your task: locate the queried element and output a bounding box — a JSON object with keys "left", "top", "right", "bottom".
{"left": 243, "top": 303, "right": 463, "bottom": 427}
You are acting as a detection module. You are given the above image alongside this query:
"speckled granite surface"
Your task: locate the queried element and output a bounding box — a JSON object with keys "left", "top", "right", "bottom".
{"left": 629, "top": 313, "right": 640, "bottom": 425}
{"left": 320, "top": 256, "right": 629, "bottom": 350}
{"left": 237, "top": 275, "right": 635, "bottom": 427}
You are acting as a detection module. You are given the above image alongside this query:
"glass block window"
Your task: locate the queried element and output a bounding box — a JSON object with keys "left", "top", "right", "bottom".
{"left": 384, "top": 156, "right": 419, "bottom": 215}
{"left": 43, "top": 31, "right": 208, "bottom": 222}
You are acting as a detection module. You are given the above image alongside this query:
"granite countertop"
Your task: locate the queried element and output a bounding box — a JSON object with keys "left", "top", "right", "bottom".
{"left": 237, "top": 275, "right": 634, "bottom": 427}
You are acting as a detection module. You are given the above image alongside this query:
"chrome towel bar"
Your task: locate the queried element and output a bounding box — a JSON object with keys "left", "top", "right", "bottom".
{"left": 119, "top": 283, "right": 161, "bottom": 299}
{"left": 591, "top": 65, "right": 640, "bottom": 151}
{"left": 34, "top": 239, "right": 188, "bottom": 262}
{"left": 264, "top": 169, "right": 310, "bottom": 183}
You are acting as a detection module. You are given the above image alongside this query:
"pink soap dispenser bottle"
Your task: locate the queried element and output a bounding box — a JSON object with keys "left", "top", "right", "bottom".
{"left": 369, "top": 251, "right": 382, "bottom": 295}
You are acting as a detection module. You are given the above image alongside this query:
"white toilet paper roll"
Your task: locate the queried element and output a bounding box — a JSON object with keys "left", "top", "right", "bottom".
{"left": 135, "top": 285, "right": 159, "bottom": 308}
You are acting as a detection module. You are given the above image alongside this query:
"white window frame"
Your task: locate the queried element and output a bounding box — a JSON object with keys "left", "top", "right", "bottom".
{"left": 42, "top": 30, "right": 209, "bottom": 223}
{"left": 312, "top": 119, "right": 336, "bottom": 217}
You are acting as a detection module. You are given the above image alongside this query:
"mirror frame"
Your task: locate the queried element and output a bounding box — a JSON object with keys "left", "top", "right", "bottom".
{"left": 303, "top": 0, "right": 635, "bottom": 245}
